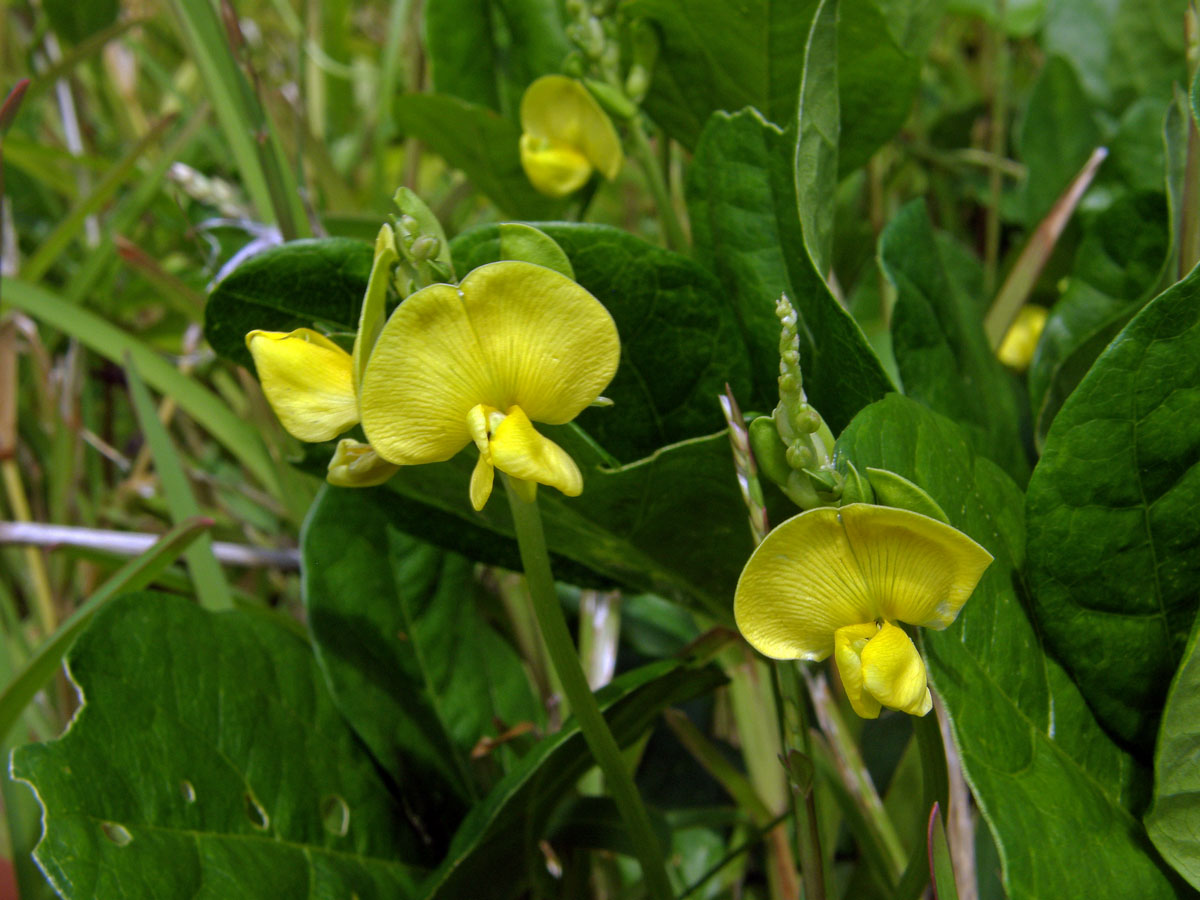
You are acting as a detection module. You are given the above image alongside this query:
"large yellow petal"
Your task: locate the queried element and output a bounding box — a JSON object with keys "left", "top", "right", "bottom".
{"left": 837, "top": 504, "right": 993, "bottom": 630}
{"left": 734, "top": 507, "right": 876, "bottom": 661}
{"left": 489, "top": 406, "right": 583, "bottom": 498}
{"left": 833, "top": 623, "right": 883, "bottom": 719}
{"left": 458, "top": 262, "right": 619, "bottom": 424}
{"left": 520, "top": 75, "right": 623, "bottom": 181}
{"left": 359, "top": 283, "right": 499, "bottom": 464}
{"left": 246, "top": 328, "right": 357, "bottom": 442}
{"left": 859, "top": 622, "right": 932, "bottom": 716}
{"left": 519, "top": 134, "right": 593, "bottom": 198}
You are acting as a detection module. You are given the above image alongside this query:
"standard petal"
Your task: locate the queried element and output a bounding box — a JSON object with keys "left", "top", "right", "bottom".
{"left": 246, "top": 328, "right": 358, "bottom": 442}
{"left": 359, "top": 283, "right": 499, "bottom": 464}
{"left": 837, "top": 504, "right": 994, "bottom": 630}
{"left": 519, "top": 134, "right": 593, "bottom": 197}
{"left": 326, "top": 439, "right": 400, "bottom": 488}
{"left": 834, "top": 623, "right": 883, "bottom": 719}
{"left": 458, "top": 261, "right": 620, "bottom": 424}
{"left": 734, "top": 507, "right": 876, "bottom": 661}
{"left": 520, "top": 75, "right": 623, "bottom": 181}
{"left": 860, "top": 622, "right": 932, "bottom": 716}
{"left": 489, "top": 406, "right": 583, "bottom": 498}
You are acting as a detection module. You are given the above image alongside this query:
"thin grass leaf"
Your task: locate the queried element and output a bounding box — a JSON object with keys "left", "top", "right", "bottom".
{"left": 124, "top": 355, "right": 232, "bottom": 611}
{"left": 20, "top": 113, "right": 177, "bottom": 283}
{"left": 162, "top": 0, "right": 309, "bottom": 238}
{"left": 1, "top": 279, "right": 285, "bottom": 505}
{"left": 0, "top": 517, "right": 212, "bottom": 744}
{"left": 983, "top": 147, "right": 1108, "bottom": 348}
{"left": 927, "top": 803, "right": 961, "bottom": 900}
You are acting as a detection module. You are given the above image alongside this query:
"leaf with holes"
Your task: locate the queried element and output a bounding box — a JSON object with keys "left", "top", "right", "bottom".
{"left": 836, "top": 394, "right": 1175, "bottom": 900}
{"left": 11, "top": 593, "right": 427, "bottom": 899}
{"left": 1026, "top": 264, "right": 1200, "bottom": 751}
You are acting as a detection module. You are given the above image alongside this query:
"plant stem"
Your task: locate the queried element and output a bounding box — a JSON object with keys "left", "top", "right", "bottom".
{"left": 894, "top": 704, "right": 951, "bottom": 900}
{"left": 503, "top": 477, "right": 675, "bottom": 900}
{"left": 626, "top": 117, "right": 688, "bottom": 253}
{"left": 982, "top": 0, "right": 1008, "bottom": 297}
{"left": 776, "top": 661, "right": 827, "bottom": 900}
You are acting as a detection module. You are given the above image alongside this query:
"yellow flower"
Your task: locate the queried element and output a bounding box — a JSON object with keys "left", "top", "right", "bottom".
{"left": 997, "top": 304, "right": 1049, "bottom": 371}
{"left": 359, "top": 260, "right": 620, "bottom": 511}
{"left": 519, "top": 75, "right": 624, "bottom": 198}
{"left": 734, "top": 503, "right": 993, "bottom": 718}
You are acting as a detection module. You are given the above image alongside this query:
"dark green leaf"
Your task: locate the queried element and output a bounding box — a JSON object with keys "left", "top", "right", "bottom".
{"left": 205, "top": 238, "right": 373, "bottom": 370}
{"left": 423, "top": 0, "right": 569, "bottom": 115}
{"left": 302, "top": 483, "right": 541, "bottom": 840}
{"left": 879, "top": 201, "right": 1029, "bottom": 482}
{"left": 11, "top": 593, "right": 426, "bottom": 898}
{"left": 43, "top": 0, "right": 118, "bottom": 44}
{"left": 421, "top": 655, "right": 725, "bottom": 899}
{"left": 1016, "top": 56, "right": 1102, "bottom": 226}
{"left": 452, "top": 222, "right": 753, "bottom": 462}
{"left": 1026, "top": 266, "right": 1200, "bottom": 750}
{"left": 1145, "top": 613, "right": 1200, "bottom": 890}
{"left": 795, "top": 0, "right": 838, "bottom": 279}
{"left": 626, "top": 0, "right": 813, "bottom": 148}
{"left": 836, "top": 395, "right": 1176, "bottom": 899}
{"left": 686, "top": 108, "right": 894, "bottom": 428}
{"left": 393, "top": 93, "right": 565, "bottom": 219}
{"left": 377, "top": 427, "right": 751, "bottom": 619}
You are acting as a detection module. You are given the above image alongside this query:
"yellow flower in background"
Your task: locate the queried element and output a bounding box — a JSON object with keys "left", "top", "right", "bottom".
{"left": 359, "top": 260, "right": 620, "bottom": 511}
{"left": 245, "top": 328, "right": 358, "bottom": 442}
{"left": 735, "top": 503, "right": 993, "bottom": 718}
{"left": 519, "top": 75, "right": 624, "bottom": 198}
{"left": 997, "top": 304, "right": 1049, "bottom": 371}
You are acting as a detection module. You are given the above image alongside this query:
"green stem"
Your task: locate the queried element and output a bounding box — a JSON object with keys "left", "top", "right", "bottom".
{"left": 894, "top": 707, "right": 950, "bottom": 900}
{"left": 775, "top": 661, "right": 827, "bottom": 900}
{"left": 627, "top": 117, "right": 687, "bottom": 253}
{"left": 982, "top": 0, "right": 1008, "bottom": 297}
{"left": 503, "top": 477, "right": 675, "bottom": 899}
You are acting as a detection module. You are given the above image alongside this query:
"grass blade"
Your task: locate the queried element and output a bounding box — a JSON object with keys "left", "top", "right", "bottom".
{"left": 1, "top": 278, "right": 285, "bottom": 505}
{"left": 0, "top": 517, "right": 213, "bottom": 744}
{"left": 124, "top": 355, "right": 232, "bottom": 611}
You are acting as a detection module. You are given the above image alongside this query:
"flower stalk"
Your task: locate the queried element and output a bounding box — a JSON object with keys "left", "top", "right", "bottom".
{"left": 503, "top": 476, "right": 675, "bottom": 900}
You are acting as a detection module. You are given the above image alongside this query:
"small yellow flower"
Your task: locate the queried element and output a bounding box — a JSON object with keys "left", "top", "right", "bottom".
{"left": 359, "top": 260, "right": 620, "bottom": 511}
{"left": 245, "top": 226, "right": 402, "bottom": 488}
{"left": 734, "top": 504, "right": 993, "bottom": 718}
{"left": 519, "top": 75, "right": 624, "bottom": 198}
{"left": 997, "top": 305, "right": 1049, "bottom": 371}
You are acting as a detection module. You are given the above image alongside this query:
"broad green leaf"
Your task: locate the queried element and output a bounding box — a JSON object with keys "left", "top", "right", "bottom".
{"left": 686, "top": 108, "right": 894, "bottom": 428}
{"left": 836, "top": 395, "right": 1176, "bottom": 900}
{"left": 1042, "top": 0, "right": 1187, "bottom": 109}
{"left": 423, "top": 0, "right": 569, "bottom": 116}
{"left": 422, "top": 655, "right": 726, "bottom": 898}
{"left": 879, "top": 201, "right": 1028, "bottom": 482}
{"left": 1016, "top": 56, "right": 1102, "bottom": 226}
{"left": 11, "top": 593, "right": 426, "bottom": 898}
{"left": 795, "top": 0, "right": 839, "bottom": 280}
{"left": 376, "top": 427, "right": 751, "bottom": 620}
{"left": 1146, "top": 613, "right": 1200, "bottom": 890}
{"left": 302, "top": 484, "right": 541, "bottom": 840}
{"left": 393, "top": 93, "right": 565, "bottom": 219}
{"left": 452, "top": 222, "right": 753, "bottom": 462}
{"left": 625, "top": 0, "right": 813, "bottom": 148}
{"left": 205, "top": 238, "right": 373, "bottom": 370}
{"left": 1026, "top": 265, "right": 1200, "bottom": 750}
{"left": 837, "top": 0, "right": 945, "bottom": 174}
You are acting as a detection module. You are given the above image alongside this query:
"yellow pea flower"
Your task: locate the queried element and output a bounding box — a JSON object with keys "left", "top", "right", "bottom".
{"left": 519, "top": 75, "right": 624, "bottom": 198}
{"left": 734, "top": 503, "right": 993, "bottom": 718}
{"left": 245, "top": 328, "right": 358, "bottom": 443}
{"left": 359, "top": 260, "right": 620, "bottom": 511}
